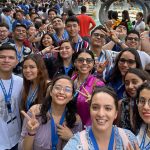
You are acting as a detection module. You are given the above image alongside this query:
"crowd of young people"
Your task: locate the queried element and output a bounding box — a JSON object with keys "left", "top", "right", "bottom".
{"left": 0, "top": 1, "right": 150, "bottom": 150}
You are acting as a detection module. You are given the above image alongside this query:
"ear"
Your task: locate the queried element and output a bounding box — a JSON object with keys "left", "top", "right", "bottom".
{"left": 114, "top": 111, "right": 118, "bottom": 120}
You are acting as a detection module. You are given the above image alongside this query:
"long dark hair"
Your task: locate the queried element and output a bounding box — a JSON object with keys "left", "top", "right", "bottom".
{"left": 40, "top": 75, "right": 77, "bottom": 128}
{"left": 133, "top": 82, "right": 150, "bottom": 133}
{"left": 22, "top": 54, "right": 49, "bottom": 111}
{"left": 109, "top": 48, "right": 142, "bottom": 82}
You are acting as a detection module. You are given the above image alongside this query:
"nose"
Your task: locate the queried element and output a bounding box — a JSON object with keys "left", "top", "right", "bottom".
{"left": 4, "top": 57, "right": 10, "bottom": 62}
{"left": 82, "top": 60, "right": 87, "bottom": 64}
{"left": 128, "top": 82, "right": 133, "bottom": 89}
{"left": 97, "top": 108, "right": 105, "bottom": 117}
{"left": 143, "top": 101, "right": 150, "bottom": 109}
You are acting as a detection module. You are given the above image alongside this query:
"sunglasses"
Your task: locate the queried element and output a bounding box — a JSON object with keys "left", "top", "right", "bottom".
{"left": 76, "top": 57, "right": 94, "bottom": 64}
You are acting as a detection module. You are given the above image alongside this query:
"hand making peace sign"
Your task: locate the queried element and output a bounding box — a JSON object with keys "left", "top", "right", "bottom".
{"left": 21, "top": 110, "right": 40, "bottom": 135}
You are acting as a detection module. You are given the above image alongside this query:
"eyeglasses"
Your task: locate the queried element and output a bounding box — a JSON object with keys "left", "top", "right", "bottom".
{"left": 53, "top": 85, "right": 73, "bottom": 93}
{"left": 76, "top": 57, "right": 94, "bottom": 64}
{"left": 137, "top": 97, "right": 150, "bottom": 107}
{"left": 119, "top": 58, "right": 136, "bottom": 65}
{"left": 93, "top": 33, "right": 105, "bottom": 39}
{"left": 127, "top": 37, "right": 140, "bottom": 41}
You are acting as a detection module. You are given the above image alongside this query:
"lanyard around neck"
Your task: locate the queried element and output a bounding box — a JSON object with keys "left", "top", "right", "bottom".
{"left": 26, "top": 86, "right": 38, "bottom": 111}
{"left": 140, "top": 127, "right": 150, "bottom": 150}
{"left": 50, "top": 108, "right": 66, "bottom": 150}
{"left": 89, "top": 127, "right": 115, "bottom": 150}
{"left": 0, "top": 76, "right": 13, "bottom": 113}
{"left": 15, "top": 45, "right": 24, "bottom": 62}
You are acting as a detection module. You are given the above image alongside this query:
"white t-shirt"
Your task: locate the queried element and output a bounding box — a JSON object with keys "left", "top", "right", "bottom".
{"left": 137, "top": 50, "right": 150, "bottom": 68}
{"left": 133, "top": 21, "right": 145, "bottom": 33}
{"left": 0, "top": 74, "right": 23, "bottom": 150}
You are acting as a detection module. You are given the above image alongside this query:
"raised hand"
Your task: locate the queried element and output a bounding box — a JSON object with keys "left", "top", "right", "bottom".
{"left": 21, "top": 110, "right": 40, "bottom": 134}
{"left": 57, "top": 124, "right": 73, "bottom": 141}
{"left": 96, "top": 60, "right": 109, "bottom": 74}
{"left": 42, "top": 46, "right": 60, "bottom": 55}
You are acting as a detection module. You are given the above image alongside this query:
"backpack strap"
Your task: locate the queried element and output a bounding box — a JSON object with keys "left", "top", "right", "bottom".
{"left": 118, "top": 128, "right": 133, "bottom": 149}
{"left": 79, "top": 130, "right": 89, "bottom": 150}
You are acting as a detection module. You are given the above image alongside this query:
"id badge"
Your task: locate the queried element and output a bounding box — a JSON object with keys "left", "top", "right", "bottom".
{"left": 7, "top": 115, "right": 20, "bottom": 137}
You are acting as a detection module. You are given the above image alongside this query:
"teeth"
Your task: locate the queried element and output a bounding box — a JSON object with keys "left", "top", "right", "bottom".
{"left": 97, "top": 119, "right": 106, "bottom": 124}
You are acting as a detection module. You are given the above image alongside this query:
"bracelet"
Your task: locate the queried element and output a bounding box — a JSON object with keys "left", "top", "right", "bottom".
{"left": 28, "top": 132, "right": 36, "bottom": 136}
{"left": 40, "top": 50, "right": 44, "bottom": 56}
{"left": 117, "top": 40, "right": 124, "bottom": 46}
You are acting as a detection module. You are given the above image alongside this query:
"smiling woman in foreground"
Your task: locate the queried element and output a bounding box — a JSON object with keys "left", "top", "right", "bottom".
{"left": 64, "top": 86, "right": 139, "bottom": 150}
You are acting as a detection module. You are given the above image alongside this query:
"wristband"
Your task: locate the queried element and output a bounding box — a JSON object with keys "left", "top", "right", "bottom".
{"left": 117, "top": 40, "right": 124, "bottom": 46}
{"left": 28, "top": 132, "right": 36, "bottom": 136}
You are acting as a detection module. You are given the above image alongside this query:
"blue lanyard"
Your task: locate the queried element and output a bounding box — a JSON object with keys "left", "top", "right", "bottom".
{"left": 15, "top": 45, "right": 24, "bottom": 62}
{"left": 140, "top": 127, "right": 150, "bottom": 150}
{"left": 0, "top": 77, "right": 13, "bottom": 113}
{"left": 50, "top": 108, "right": 66, "bottom": 150}
{"left": 89, "top": 127, "right": 115, "bottom": 150}
{"left": 64, "top": 64, "right": 72, "bottom": 75}
{"left": 26, "top": 86, "right": 38, "bottom": 111}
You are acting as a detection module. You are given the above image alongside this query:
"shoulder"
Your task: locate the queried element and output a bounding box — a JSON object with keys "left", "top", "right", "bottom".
{"left": 12, "top": 74, "right": 23, "bottom": 86}
{"left": 118, "top": 127, "right": 137, "bottom": 143}
{"left": 63, "top": 132, "right": 83, "bottom": 150}
{"left": 12, "top": 74, "right": 23, "bottom": 81}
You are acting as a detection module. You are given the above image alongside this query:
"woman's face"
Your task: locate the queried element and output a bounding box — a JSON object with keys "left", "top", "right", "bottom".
{"left": 23, "top": 59, "right": 38, "bottom": 82}
{"left": 47, "top": 24, "right": 54, "bottom": 34}
{"left": 28, "top": 26, "right": 36, "bottom": 36}
{"left": 59, "top": 42, "right": 74, "bottom": 60}
{"left": 75, "top": 52, "right": 94, "bottom": 75}
{"left": 118, "top": 51, "right": 136, "bottom": 76}
{"left": 136, "top": 14, "right": 142, "bottom": 21}
{"left": 90, "top": 92, "right": 117, "bottom": 132}
{"left": 42, "top": 34, "right": 53, "bottom": 47}
{"left": 138, "top": 89, "right": 150, "bottom": 125}
{"left": 125, "top": 73, "right": 144, "bottom": 97}
{"left": 50, "top": 79, "right": 73, "bottom": 106}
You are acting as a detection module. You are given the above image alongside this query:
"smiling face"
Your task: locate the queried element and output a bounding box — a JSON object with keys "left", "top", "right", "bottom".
{"left": 59, "top": 41, "right": 74, "bottom": 60}
{"left": 0, "top": 50, "right": 17, "bottom": 73}
{"left": 138, "top": 89, "right": 150, "bottom": 125}
{"left": 91, "top": 29, "right": 106, "bottom": 48}
{"left": 74, "top": 52, "right": 94, "bottom": 75}
{"left": 50, "top": 78, "right": 73, "bottom": 106}
{"left": 125, "top": 33, "right": 140, "bottom": 49}
{"left": 125, "top": 73, "right": 144, "bottom": 97}
{"left": 52, "top": 18, "right": 64, "bottom": 30}
{"left": 66, "top": 21, "right": 80, "bottom": 37}
{"left": 42, "top": 34, "right": 53, "bottom": 47}
{"left": 13, "top": 26, "right": 27, "bottom": 41}
{"left": 90, "top": 92, "right": 117, "bottom": 132}
{"left": 118, "top": 51, "right": 136, "bottom": 76}
{"left": 0, "top": 26, "right": 9, "bottom": 41}
{"left": 23, "top": 59, "right": 38, "bottom": 82}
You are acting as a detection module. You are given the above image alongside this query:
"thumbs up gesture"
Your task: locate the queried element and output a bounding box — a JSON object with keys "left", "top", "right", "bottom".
{"left": 21, "top": 110, "right": 40, "bottom": 135}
